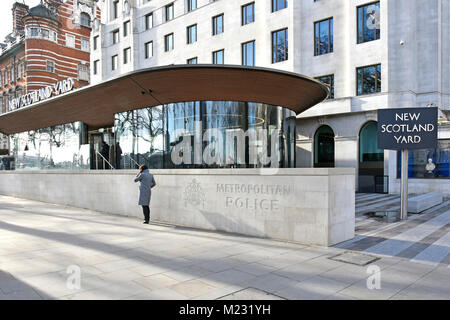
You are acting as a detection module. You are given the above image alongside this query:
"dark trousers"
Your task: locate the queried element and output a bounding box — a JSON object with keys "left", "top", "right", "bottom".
{"left": 142, "top": 205, "right": 150, "bottom": 222}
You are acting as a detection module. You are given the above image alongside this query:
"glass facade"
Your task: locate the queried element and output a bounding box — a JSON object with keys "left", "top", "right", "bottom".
{"left": 397, "top": 139, "right": 450, "bottom": 179}
{"left": 114, "top": 101, "right": 296, "bottom": 170}
{"left": 8, "top": 122, "right": 90, "bottom": 170}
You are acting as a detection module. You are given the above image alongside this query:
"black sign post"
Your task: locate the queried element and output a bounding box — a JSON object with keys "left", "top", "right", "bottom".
{"left": 377, "top": 107, "right": 438, "bottom": 220}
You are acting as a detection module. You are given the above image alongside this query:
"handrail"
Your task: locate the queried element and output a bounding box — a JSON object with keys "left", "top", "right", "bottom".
{"left": 124, "top": 153, "right": 140, "bottom": 168}
{"left": 95, "top": 151, "right": 115, "bottom": 170}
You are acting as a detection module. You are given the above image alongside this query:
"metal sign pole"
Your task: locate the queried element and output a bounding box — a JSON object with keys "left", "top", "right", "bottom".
{"left": 400, "top": 149, "right": 409, "bottom": 220}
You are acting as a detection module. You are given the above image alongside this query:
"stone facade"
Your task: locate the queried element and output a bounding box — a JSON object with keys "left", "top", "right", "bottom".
{"left": 0, "top": 168, "right": 355, "bottom": 246}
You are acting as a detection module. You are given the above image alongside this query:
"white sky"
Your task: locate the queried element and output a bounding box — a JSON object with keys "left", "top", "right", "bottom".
{"left": 0, "top": 0, "right": 42, "bottom": 41}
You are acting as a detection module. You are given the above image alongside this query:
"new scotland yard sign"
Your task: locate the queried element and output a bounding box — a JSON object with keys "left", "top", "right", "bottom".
{"left": 377, "top": 107, "right": 438, "bottom": 150}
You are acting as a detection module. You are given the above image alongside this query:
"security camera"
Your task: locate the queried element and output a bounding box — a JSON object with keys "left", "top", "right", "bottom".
{"left": 400, "top": 40, "right": 405, "bottom": 46}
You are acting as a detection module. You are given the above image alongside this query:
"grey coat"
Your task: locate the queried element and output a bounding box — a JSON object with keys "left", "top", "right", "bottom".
{"left": 134, "top": 169, "right": 156, "bottom": 206}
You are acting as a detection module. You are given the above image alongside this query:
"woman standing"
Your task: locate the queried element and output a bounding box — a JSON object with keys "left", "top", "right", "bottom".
{"left": 134, "top": 165, "right": 156, "bottom": 224}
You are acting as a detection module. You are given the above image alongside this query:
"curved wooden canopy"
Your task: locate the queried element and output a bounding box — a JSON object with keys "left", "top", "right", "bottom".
{"left": 0, "top": 65, "right": 328, "bottom": 135}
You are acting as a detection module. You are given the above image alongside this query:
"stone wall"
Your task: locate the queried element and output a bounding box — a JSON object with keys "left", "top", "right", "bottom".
{"left": 0, "top": 168, "right": 355, "bottom": 246}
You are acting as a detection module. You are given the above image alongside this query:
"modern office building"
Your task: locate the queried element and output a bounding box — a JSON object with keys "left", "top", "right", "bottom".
{"left": 0, "top": 0, "right": 100, "bottom": 158}
{"left": 86, "top": 0, "right": 449, "bottom": 195}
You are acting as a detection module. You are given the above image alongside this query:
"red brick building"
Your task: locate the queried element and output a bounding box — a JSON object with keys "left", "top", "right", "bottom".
{"left": 0, "top": 0, "right": 100, "bottom": 155}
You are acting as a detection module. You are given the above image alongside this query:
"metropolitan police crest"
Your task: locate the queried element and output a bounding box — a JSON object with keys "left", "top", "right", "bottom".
{"left": 184, "top": 179, "right": 206, "bottom": 208}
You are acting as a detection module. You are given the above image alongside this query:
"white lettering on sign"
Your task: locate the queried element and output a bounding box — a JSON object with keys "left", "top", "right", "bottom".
{"left": 8, "top": 78, "right": 75, "bottom": 112}
{"left": 380, "top": 112, "right": 435, "bottom": 145}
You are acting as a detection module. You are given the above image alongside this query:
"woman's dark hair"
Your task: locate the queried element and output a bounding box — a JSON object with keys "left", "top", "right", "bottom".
{"left": 141, "top": 165, "right": 148, "bottom": 171}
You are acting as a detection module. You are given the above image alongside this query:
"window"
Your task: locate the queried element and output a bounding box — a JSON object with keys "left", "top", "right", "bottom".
{"left": 93, "top": 60, "right": 99, "bottom": 75}
{"left": 145, "top": 41, "right": 153, "bottom": 59}
{"left": 4, "top": 69, "right": 8, "bottom": 85}
{"left": 112, "top": 29, "right": 119, "bottom": 44}
{"left": 113, "top": 0, "right": 119, "bottom": 19}
{"left": 357, "top": 64, "right": 381, "bottom": 96}
{"left": 41, "top": 29, "right": 49, "bottom": 39}
{"left": 10, "top": 67, "right": 15, "bottom": 83}
{"left": 145, "top": 13, "right": 153, "bottom": 30}
{"left": 272, "top": 0, "right": 287, "bottom": 12}
{"left": 52, "top": 31, "right": 57, "bottom": 42}
{"left": 93, "top": 36, "right": 99, "bottom": 50}
{"left": 165, "top": 3, "right": 174, "bottom": 22}
{"left": 81, "top": 38, "right": 90, "bottom": 51}
{"left": 17, "top": 63, "right": 22, "bottom": 79}
{"left": 46, "top": 60, "right": 55, "bottom": 73}
{"left": 314, "top": 18, "right": 333, "bottom": 55}
{"left": 212, "top": 14, "right": 224, "bottom": 35}
{"left": 165, "top": 33, "right": 174, "bottom": 51}
{"left": 66, "top": 34, "right": 75, "bottom": 48}
{"left": 213, "top": 49, "right": 224, "bottom": 64}
{"left": 242, "top": 2, "right": 255, "bottom": 26}
{"left": 111, "top": 55, "right": 118, "bottom": 70}
{"left": 30, "top": 27, "right": 39, "bottom": 37}
{"left": 187, "top": 57, "right": 197, "bottom": 64}
{"left": 187, "top": 0, "right": 197, "bottom": 12}
{"left": 242, "top": 40, "right": 255, "bottom": 66}
{"left": 187, "top": 24, "right": 197, "bottom": 44}
{"left": 0, "top": 74, "right": 2, "bottom": 87}
{"left": 357, "top": 2, "right": 380, "bottom": 44}
{"left": 315, "top": 75, "right": 334, "bottom": 99}
{"left": 272, "top": 28, "right": 288, "bottom": 63}
{"left": 78, "top": 64, "right": 89, "bottom": 81}
{"left": 80, "top": 12, "right": 91, "bottom": 27}
{"left": 123, "top": 20, "right": 130, "bottom": 37}
{"left": 123, "top": 47, "right": 131, "bottom": 64}
{"left": 397, "top": 140, "right": 450, "bottom": 179}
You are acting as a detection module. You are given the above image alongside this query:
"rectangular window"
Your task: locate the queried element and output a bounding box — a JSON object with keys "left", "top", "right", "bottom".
{"left": 242, "top": 2, "right": 255, "bottom": 26}
{"left": 357, "top": 64, "right": 381, "bottom": 96}
{"left": 123, "top": 47, "right": 131, "bottom": 64}
{"left": 78, "top": 64, "right": 89, "bottom": 81}
{"left": 123, "top": 20, "right": 130, "bottom": 37}
{"left": 187, "top": 24, "right": 197, "bottom": 44}
{"left": 187, "top": 0, "right": 197, "bottom": 12}
{"left": 41, "top": 29, "right": 49, "bottom": 39}
{"left": 111, "top": 55, "right": 118, "bottom": 70}
{"left": 81, "top": 38, "right": 90, "bottom": 51}
{"left": 30, "top": 27, "right": 39, "bottom": 37}
{"left": 357, "top": 2, "right": 380, "bottom": 44}
{"left": 145, "top": 41, "right": 153, "bottom": 59}
{"left": 242, "top": 40, "right": 255, "bottom": 66}
{"left": 10, "top": 67, "right": 15, "bottom": 83}
{"left": 93, "top": 35, "right": 99, "bottom": 50}
{"left": 46, "top": 60, "right": 55, "bottom": 73}
{"left": 165, "top": 33, "right": 174, "bottom": 51}
{"left": 112, "top": 29, "right": 119, "bottom": 44}
{"left": 212, "top": 14, "right": 224, "bottom": 35}
{"left": 187, "top": 57, "right": 198, "bottom": 64}
{"left": 314, "top": 18, "right": 333, "bottom": 55}
{"left": 17, "top": 63, "right": 22, "bottom": 79}
{"left": 397, "top": 140, "right": 450, "bottom": 179}
{"left": 94, "top": 60, "right": 99, "bottom": 75}
{"left": 315, "top": 75, "right": 334, "bottom": 99}
{"left": 113, "top": 0, "right": 119, "bottom": 19}
{"left": 145, "top": 13, "right": 153, "bottom": 30}
{"left": 272, "top": 0, "right": 287, "bottom": 12}
{"left": 66, "top": 34, "right": 75, "bottom": 48}
{"left": 213, "top": 49, "right": 224, "bottom": 64}
{"left": 165, "top": 3, "right": 174, "bottom": 22}
{"left": 272, "top": 28, "right": 288, "bottom": 63}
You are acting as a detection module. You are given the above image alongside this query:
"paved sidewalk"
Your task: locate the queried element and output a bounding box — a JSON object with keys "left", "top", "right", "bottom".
{"left": 0, "top": 195, "right": 449, "bottom": 300}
